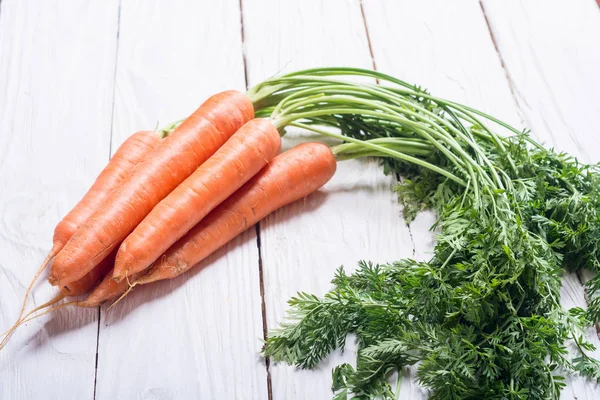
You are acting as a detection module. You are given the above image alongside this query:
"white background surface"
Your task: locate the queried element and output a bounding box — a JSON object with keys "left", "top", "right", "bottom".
{"left": 1, "top": 0, "right": 600, "bottom": 398}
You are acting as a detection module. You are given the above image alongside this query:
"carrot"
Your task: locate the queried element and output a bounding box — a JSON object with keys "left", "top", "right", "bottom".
{"left": 81, "top": 268, "right": 145, "bottom": 307}
{"left": 112, "top": 118, "right": 281, "bottom": 281}
{"left": 49, "top": 91, "right": 254, "bottom": 287}
{"left": 63, "top": 250, "right": 116, "bottom": 296}
{"left": 132, "top": 142, "right": 336, "bottom": 286}
{"left": 2, "top": 143, "right": 335, "bottom": 342}
{"left": 9, "top": 130, "right": 160, "bottom": 338}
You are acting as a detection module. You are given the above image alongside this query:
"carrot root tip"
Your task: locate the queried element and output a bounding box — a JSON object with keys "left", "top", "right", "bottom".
{"left": 2, "top": 252, "right": 59, "bottom": 349}
{"left": 107, "top": 282, "right": 137, "bottom": 311}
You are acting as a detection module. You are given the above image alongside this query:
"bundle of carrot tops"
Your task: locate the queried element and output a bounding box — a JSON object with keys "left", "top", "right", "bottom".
{"left": 3, "top": 68, "right": 600, "bottom": 400}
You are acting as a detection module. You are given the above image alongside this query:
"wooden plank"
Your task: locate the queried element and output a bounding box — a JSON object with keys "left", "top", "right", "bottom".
{"left": 480, "top": 1, "right": 600, "bottom": 397}
{"left": 0, "top": 0, "right": 119, "bottom": 398}
{"left": 242, "top": 0, "right": 415, "bottom": 398}
{"left": 93, "top": 1, "right": 268, "bottom": 399}
{"left": 481, "top": 0, "right": 600, "bottom": 162}
{"left": 362, "top": 0, "right": 521, "bottom": 126}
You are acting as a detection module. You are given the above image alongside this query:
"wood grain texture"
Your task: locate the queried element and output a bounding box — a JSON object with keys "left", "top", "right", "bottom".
{"left": 93, "top": 1, "right": 268, "bottom": 399}
{"left": 1, "top": 0, "right": 600, "bottom": 398}
{"left": 481, "top": 0, "right": 600, "bottom": 163}
{"left": 0, "top": 0, "right": 119, "bottom": 398}
{"left": 242, "top": 0, "right": 415, "bottom": 398}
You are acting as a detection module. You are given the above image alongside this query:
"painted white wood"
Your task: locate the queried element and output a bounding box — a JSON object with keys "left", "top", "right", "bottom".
{"left": 0, "top": 0, "right": 119, "bottom": 398}
{"left": 243, "top": 0, "right": 416, "bottom": 398}
{"left": 2, "top": 0, "right": 599, "bottom": 398}
{"left": 481, "top": 0, "right": 600, "bottom": 163}
{"left": 362, "top": 0, "right": 522, "bottom": 127}
{"left": 94, "top": 1, "right": 268, "bottom": 399}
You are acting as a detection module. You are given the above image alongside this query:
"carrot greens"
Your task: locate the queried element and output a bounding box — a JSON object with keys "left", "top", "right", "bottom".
{"left": 254, "top": 68, "right": 600, "bottom": 399}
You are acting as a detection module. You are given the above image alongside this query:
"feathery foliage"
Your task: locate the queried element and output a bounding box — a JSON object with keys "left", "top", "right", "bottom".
{"left": 250, "top": 68, "right": 600, "bottom": 399}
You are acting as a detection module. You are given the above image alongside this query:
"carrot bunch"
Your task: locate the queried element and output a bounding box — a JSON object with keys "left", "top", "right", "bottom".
{"left": 1, "top": 87, "right": 338, "bottom": 348}
{"left": 3, "top": 67, "right": 432, "bottom": 347}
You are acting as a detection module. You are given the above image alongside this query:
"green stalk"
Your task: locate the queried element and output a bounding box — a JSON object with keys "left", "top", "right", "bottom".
{"left": 257, "top": 68, "right": 519, "bottom": 174}
{"left": 333, "top": 143, "right": 433, "bottom": 160}
{"left": 158, "top": 119, "right": 184, "bottom": 138}
{"left": 290, "top": 122, "right": 467, "bottom": 187}
{"left": 272, "top": 80, "right": 505, "bottom": 189}
{"left": 276, "top": 96, "right": 465, "bottom": 163}
{"left": 276, "top": 104, "right": 488, "bottom": 194}
{"left": 332, "top": 138, "right": 434, "bottom": 154}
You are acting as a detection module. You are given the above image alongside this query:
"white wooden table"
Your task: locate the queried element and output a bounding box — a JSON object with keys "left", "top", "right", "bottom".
{"left": 1, "top": 0, "right": 600, "bottom": 398}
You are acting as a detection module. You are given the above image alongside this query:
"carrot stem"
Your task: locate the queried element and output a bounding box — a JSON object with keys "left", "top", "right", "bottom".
{"left": 158, "top": 119, "right": 184, "bottom": 138}
{"left": 289, "top": 122, "right": 467, "bottom": 187}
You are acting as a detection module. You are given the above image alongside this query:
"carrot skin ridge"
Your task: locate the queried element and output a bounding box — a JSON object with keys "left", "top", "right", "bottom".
{"left": 137, "top": 142, "right": 336, "bottom": 286}
{"left": 113, "top": 118, "right": 281, "bottom": 281}
{"left": 49, "top": 91, "right": 254, "bottom": 287}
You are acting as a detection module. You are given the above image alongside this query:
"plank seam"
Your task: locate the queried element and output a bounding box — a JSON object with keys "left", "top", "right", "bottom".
{"left": 94, "top": 1, "right": 123, "bottom": 397}
{"left": 107, "top": 0, "right": 122, "bottom": 159}
{"left": 238, "top": 0, "right": 249, "bottom": 91}
{"left": 255, "top": 224, "right": 273, "bottom": 400}
{"left": 478, "top": 1, "right": 528, "bottom": 128}
{"left": 92, "top": 307, "right": 101, "bottom": 400}
{"left": 238, "top": 0, "right": 272, "bottom": 398}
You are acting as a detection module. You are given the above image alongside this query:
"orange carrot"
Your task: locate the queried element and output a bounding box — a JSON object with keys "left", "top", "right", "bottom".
{"left": 10, "top": 143, "right": 336, "bottom": 323}
{"left": 134, "top": 142, "right": 336, "bottom": 285}
{"left": 63, "top": 250, "right": 116, "bottom": 296}
{"left": 49, "top": 91, "right": 254, "bottom": 286}
{"left": 113, "top": 118, "right": 281, "bottom": 281}
{"left": 12, "top": 131, "right": 160, "bottom": 332}
{"left": 32, "top": 250, "right": 116, "bottom": 314}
